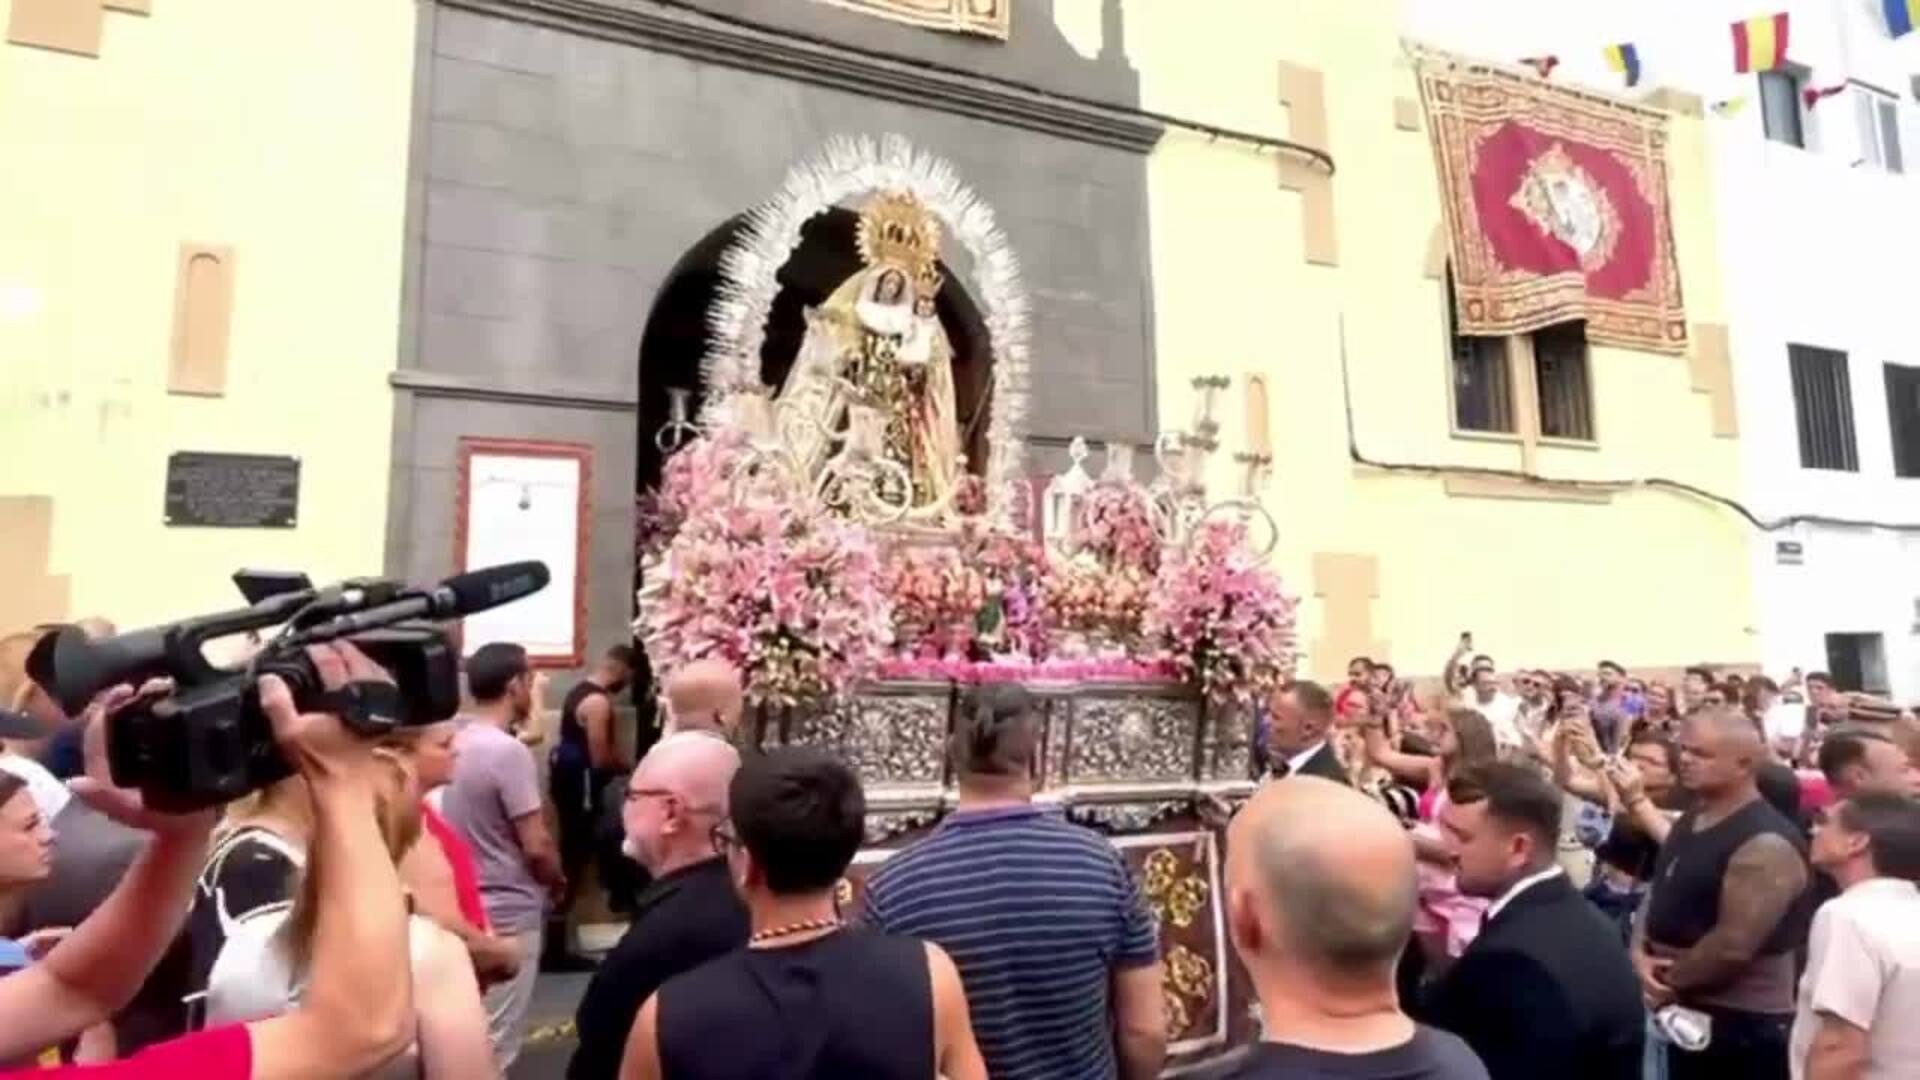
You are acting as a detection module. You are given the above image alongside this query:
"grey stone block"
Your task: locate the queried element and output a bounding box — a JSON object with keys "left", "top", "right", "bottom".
{"left": 431, "top": 56, "right": 559, "bottom": 134}
{"left": 433, "top": 7, "right": 561, "bottom": 75}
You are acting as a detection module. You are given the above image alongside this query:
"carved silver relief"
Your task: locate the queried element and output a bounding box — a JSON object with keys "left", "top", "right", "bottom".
{"left": 1067, "top": 696, "right": 1199, "bottom": 783}
{"left": 785, "top": 704, "right": 851, "bottom": 752}
{"left": 843, "top": 693, "right": 948, "bottom": 784}
{"left": 1067, "top": 800, "right": 1184, "bottom": 833}
{"left": 1042, "top": 696, "right": 1072, "bottom": 787}
{"left": 864, "top": 807, "right": 941, "bottom": 843}
{"left": 1204, "top": 700, "right": 1253, "bottom": 781}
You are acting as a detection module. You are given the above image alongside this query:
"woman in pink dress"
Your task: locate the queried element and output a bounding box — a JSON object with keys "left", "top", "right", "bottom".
{"left": 1361, "top": 704, "right": 1501, "bottom": 968}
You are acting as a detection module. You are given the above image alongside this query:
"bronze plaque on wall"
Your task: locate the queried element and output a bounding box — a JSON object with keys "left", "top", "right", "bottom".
{"left": 164, "top": 452, "right": 301, "bottom": 528}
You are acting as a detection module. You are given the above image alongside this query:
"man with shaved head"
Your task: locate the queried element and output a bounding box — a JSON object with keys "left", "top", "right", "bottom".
{"left": 1218, "top": 776, "right": 1487, "bottom": 1078}
{"left": 660, "top": 659, "right": 744, "bottom": 737}
{"left": 567, "top": 732, "right": 747, "bottom": 1080}
{"left": 1634, "top": 708, "right": 1811, "bottom": 1080}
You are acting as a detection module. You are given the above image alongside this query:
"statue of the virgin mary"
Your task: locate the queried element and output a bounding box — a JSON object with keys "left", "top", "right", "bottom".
{"left": 775, "top": 192, "right": 964, "bottom": 521}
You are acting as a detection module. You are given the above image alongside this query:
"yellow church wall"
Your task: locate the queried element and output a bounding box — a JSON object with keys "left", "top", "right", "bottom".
{"left": 1128, "top": 1, "right": 1754, "bottom": 681}
{"left": 0, "top": 0, "right": 416, "bottom": 631}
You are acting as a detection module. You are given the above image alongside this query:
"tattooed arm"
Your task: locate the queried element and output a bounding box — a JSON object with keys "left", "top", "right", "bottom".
{"left": 1663, "top": 833, "right": 1807, "bottom": 992}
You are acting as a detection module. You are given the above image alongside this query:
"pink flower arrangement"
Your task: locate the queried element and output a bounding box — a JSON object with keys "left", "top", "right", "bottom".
{"left": 1078, "top": 483, "right": 1161, "bottom": 574}
{"left": 881, "top": 546, "right": 988, "bottom": 658}
{"left": 1144, "top": 520, "right": 1299, "bottom": 704}
{"left": 635, "top": 429, "right": 750, "bottom": 562}
{"left": 1044, "top": 559, "right": 1153, "bottom": 648}
{"left": 642, "top": 497, "right": 893, "bottom": 706}
{"left": 956, "top": 523, "right": 1052, "bottom": 657}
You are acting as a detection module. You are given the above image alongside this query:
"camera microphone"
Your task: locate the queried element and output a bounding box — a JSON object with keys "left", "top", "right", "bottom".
{"left": 288, "top": 561, "right": 551, "bottom": 643}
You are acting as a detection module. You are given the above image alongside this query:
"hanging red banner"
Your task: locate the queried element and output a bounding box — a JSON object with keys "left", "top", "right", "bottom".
{"left": 1417, "top": 55, "right": 1689, "bottom": 355}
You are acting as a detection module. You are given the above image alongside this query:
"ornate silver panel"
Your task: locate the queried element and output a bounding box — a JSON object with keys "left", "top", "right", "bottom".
{"left": 1066, "top": 799, "right": 1185, "bottom": 833}
{"left": 1065, "top": 695, "right": 1200, "bottom": 783}
{"left": 843, "top": 691, "right": 949, "bottom": 785}
{"left": 1202, "top": 700, "right": 1253, "bottom": 781}
{"left": 784, "top": 702, "right": 853, "bottom": 752}
{"left": 1041, "top": 695, "right": 1072, "bottom": 787}
{"left": 863, "top": 806, "right": 942, "bottom": 844}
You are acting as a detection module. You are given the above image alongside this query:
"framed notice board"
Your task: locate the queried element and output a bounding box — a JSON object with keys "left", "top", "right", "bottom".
{"left": 455, "top": 438, "right": 591, "bottom": 668}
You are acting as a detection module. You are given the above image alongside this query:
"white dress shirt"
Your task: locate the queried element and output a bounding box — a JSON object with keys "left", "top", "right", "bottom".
{"left": 1486, "top": 865, "right": 1564, "bottom": 924}
{"left": 1282, "top": 740, "right": 1330, "bottom": 777}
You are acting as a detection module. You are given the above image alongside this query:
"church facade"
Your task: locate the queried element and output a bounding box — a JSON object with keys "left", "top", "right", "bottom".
{"left": 4, "top": 0, "right": 1766, "bottom": 686}
{"left": 385, "top": 0, "right": 1161, "bottom": 660}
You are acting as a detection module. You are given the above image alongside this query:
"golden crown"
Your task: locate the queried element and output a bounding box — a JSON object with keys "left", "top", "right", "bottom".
{"left": 856, "top": 191, "right": 942, "bottom": 290}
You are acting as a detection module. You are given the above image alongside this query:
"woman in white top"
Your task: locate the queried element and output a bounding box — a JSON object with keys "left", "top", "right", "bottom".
{"left": 204, "top": 751, "right": 495, "bottom": 1080}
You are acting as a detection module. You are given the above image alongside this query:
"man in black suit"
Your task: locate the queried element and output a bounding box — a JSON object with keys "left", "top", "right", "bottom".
{"left": 1265, "top": 680, "right": 1348, "bottom": 784}
{"left": 1421, "top": 762, "right": 1643, "bottom": 1080}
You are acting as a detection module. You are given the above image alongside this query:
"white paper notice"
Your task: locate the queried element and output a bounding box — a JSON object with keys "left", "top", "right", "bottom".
{"left": 461, "top": 452, "right": 582, "bottom": 660}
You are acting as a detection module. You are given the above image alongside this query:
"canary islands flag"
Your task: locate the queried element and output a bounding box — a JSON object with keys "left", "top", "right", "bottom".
{"left": 1733, "top": 13, "right": 1790, "bottom": 72}
{"left": 1886, "top": 0, "right": 1918, "bottom": 38}
{"left": 1604, "top": 43, "right": 1642, "bottom": 87}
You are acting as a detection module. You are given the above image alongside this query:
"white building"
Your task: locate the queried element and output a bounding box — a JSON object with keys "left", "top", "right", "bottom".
{"left": 1404, "top": 0, "right": 1920, "bottom": 696}
{"left": 1714, "top": 3, "right": 1920, "bottom": 697}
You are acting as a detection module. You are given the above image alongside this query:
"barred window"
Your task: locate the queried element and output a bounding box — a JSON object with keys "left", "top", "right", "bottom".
{"left": 1789, "top": 344, "right": 1858, "bottom": 471}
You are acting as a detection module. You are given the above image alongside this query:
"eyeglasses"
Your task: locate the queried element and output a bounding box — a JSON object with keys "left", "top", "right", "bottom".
{"left": 625, "top": 786, "right": 676, "bottom": 805}
{"left": 710, "top": 821, "right": 741, "bottom": 858}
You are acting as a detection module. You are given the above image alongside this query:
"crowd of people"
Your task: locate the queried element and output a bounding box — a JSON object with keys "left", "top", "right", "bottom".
{"left": 3, "top": 612, "right": 1920, "bottom": 1080}
{"left": 1257, "top": 642, "right": 1920, "bottom": 1080}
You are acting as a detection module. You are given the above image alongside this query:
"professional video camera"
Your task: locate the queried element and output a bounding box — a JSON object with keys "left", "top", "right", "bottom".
{"left": 25, "top": 561, "right": 549, "bottom": 812}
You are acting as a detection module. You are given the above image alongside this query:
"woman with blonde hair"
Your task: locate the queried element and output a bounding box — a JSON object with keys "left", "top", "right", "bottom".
{"left": 205, "top": 750, "right": 496, "bottom": 1078}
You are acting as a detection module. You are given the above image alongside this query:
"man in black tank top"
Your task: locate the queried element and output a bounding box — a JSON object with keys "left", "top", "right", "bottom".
{"left": 621, "top": 748, "right": 987, "bottom": 1079}
{"left": 547, "top": 644, "right": 634, "bottom": 969}
{"left": 1634, "top": 708, "right": 1811, "bottom": 1080}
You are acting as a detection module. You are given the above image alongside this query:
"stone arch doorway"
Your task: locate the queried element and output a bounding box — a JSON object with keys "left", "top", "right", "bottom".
{"left": 632, "top": 207, "right": 995, "bottom": 497}
{"left": 628, "top": 207, "right": 996, "bottom": 736}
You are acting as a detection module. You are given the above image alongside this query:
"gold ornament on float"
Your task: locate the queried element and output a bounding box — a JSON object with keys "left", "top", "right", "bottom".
{"left": 1140, "top": 847, "right": 1210, "bottom": 929}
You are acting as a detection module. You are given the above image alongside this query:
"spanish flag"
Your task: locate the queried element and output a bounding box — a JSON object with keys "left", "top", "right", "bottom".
{"left": 1732, "top": 13, "right": 1790, "bottom": 72}
{"left": 1604, "top": 43, "right": 1642, "bottom": 87}
{"left": 1886, "top": 0, "right": 1918, "bottom": 38}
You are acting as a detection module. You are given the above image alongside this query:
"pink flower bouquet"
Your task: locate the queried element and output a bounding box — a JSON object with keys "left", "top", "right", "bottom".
{"left": 881, "top": 546, "right": 988, "bottom": 658}
{"left": 1078, "top": 483, "right": 1161, "bottom": 574}
{"left": 642, "top": 497, "right": 893, "bottom": 706}
{"left": 635, "top": 429, "right": 750, "bottom": 562}
{"left": 1144, "top": 520, "right": 1299, "bottom": 703}
{"left": 957, "top": 523, "right": 1052, "bottom": 658}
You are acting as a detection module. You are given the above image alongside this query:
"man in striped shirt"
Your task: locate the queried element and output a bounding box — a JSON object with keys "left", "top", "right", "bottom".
{"left": 858, "top": 684, "right": 1166, "bottom": 1079}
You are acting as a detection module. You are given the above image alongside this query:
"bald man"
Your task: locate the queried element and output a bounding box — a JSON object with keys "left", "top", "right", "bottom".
{"left": 569, "top": 733, "right": 747, "bottom": 1080}
{"left": 660, "top": 659, "right": 744, "bottom": 737}
{"left": 1218, "top": 776, "right": 1487, "bottom": 1078}
{"left": 1634, "top": 709, "right": 1811, "bottom": 1080}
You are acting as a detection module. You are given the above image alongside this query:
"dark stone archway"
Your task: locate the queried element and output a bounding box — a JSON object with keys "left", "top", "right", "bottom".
{"left": 633, "top": 207, "right": 995, "bottom": 496}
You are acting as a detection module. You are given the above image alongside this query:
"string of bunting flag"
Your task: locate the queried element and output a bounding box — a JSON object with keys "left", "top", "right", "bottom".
{"left": 1514, "top": 7, "right": 1915, "bottom": 116}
